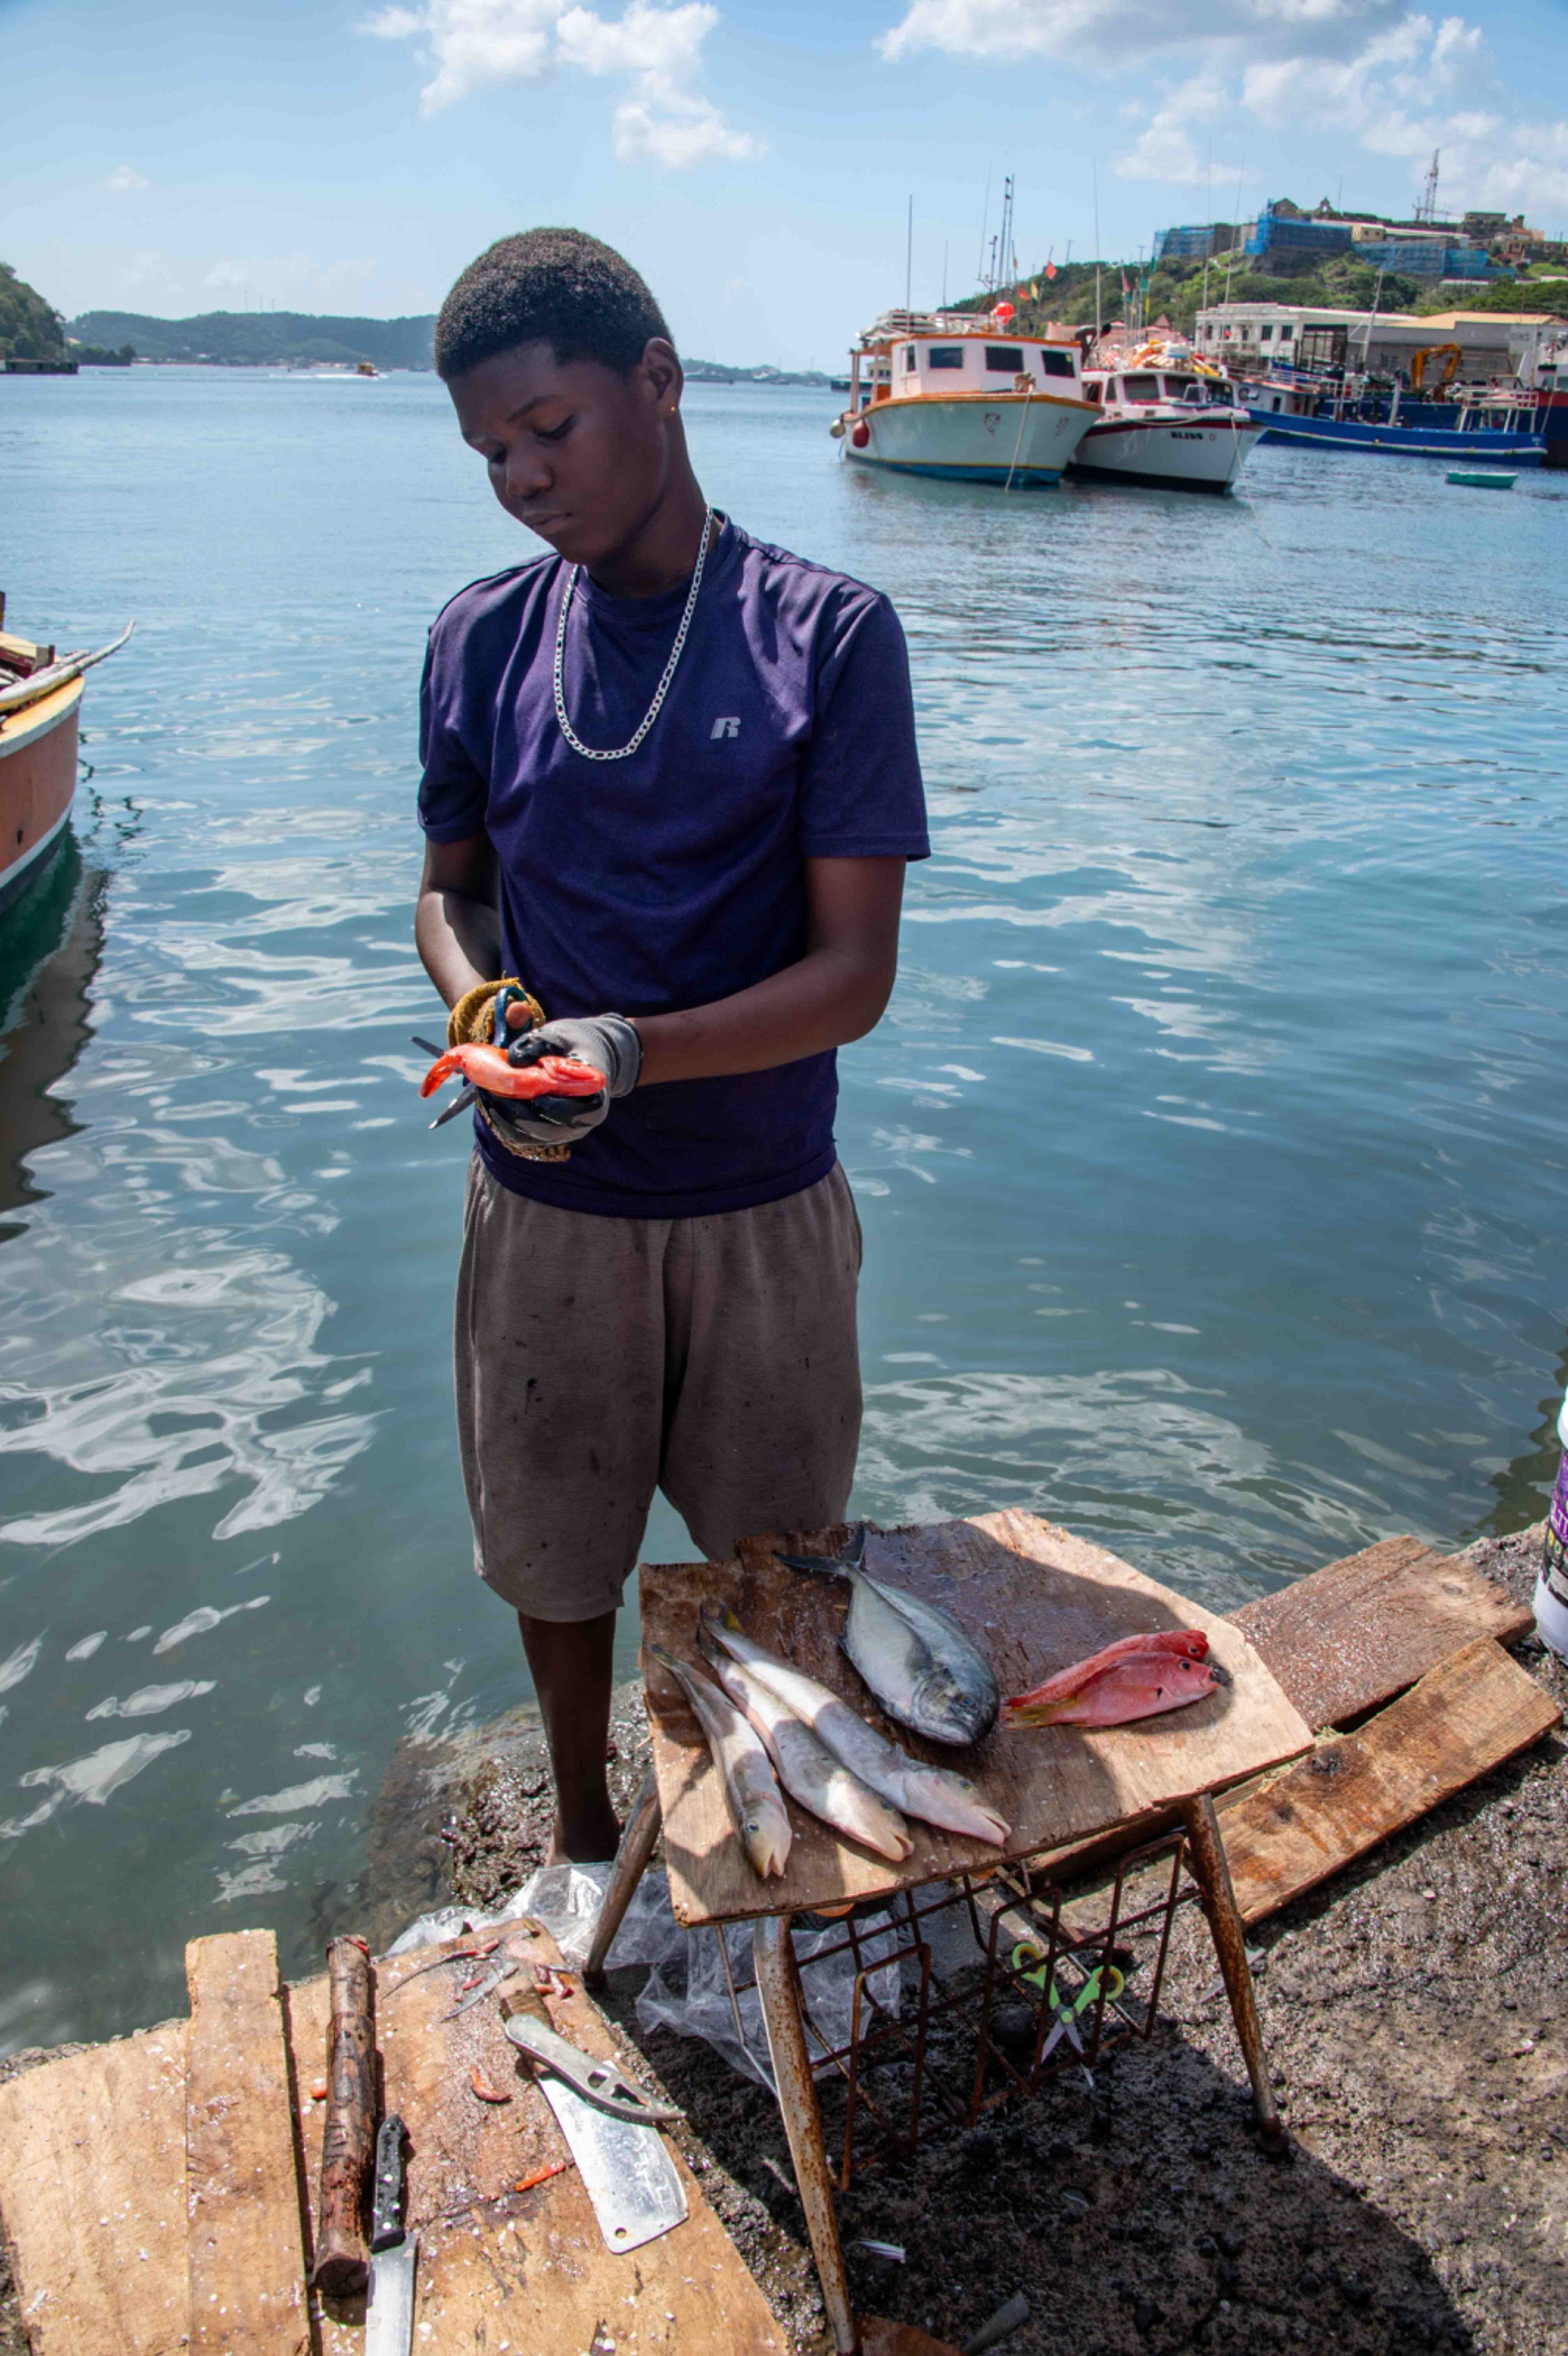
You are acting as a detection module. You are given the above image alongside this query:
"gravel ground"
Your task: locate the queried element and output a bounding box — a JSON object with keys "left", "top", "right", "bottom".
{"left": 3, "top": 1527, "right": 1563, "bottom": 2356}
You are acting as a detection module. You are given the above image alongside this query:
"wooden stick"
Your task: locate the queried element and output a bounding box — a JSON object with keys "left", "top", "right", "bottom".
{"left": 310, "top": 1936, "right": 376, "bottom": 2296}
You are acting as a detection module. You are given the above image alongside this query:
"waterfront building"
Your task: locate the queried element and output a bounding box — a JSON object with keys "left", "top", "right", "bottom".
{"left": 1193, "top": 301, "right": 1541, "bottom": 380}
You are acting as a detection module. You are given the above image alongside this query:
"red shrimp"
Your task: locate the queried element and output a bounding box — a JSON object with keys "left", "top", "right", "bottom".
{"left": 419, "top": 1044, "right": 605, "bottom": 1101}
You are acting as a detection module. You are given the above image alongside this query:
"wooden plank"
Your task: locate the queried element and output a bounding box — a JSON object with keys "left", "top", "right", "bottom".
{"left": 1230, "top": 1533, "right": 1531, "bottom": 1733}
{"left": 643, "top": 1509, "right": 1312, "bottom": 1926}
{"left": 1218, "top": 1634, "right": 1559, "bottom": 1926}
{"left": 290, "top": 1927, "right": 788, "bottom": 2356}
{"left": 0, "top": 2022, "right": 188, "bottom": 2356}
{"left": 184, "top": 1930, "right": 309, "bottom": 2355}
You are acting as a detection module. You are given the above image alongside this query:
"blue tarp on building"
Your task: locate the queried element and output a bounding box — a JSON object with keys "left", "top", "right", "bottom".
{"left": 1153, "top": 224, "right": 1221, "bottom": 263}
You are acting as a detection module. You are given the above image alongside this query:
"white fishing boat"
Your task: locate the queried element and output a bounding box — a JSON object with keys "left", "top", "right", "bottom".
{"left": 830, "top": 306, "right": 1094, "bottom": 488}
{"left": 1073, "top": 347, "right": 1262, "bottom": 492}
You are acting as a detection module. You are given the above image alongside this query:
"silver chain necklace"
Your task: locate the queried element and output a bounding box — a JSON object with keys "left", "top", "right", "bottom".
{"left": 552, "top": 506, "right": 714, "bottom": 762}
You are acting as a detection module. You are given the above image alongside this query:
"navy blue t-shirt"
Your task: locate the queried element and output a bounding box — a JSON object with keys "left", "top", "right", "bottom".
{"left": 418, "top": 517, "right": 928, "bottom": 1218}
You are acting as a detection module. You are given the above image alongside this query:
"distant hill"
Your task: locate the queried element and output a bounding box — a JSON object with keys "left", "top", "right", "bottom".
{"left": 2, "top": 263, "right": 68, "bottom": 364}
{"left": 65, "top": 307, "right": 831, "bottom": 381}
{"left": 67, "top": 309, "right": 437, "bottom": 368}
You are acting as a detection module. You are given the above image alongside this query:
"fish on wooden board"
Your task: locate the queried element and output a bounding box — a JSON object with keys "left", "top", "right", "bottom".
{"left": 697, "top": 1626, "right": 915, "bottom": 1863}
{"left": 648, "top": 1644, "right": 792, "bottom": 1878}
{"left": 776, "top": 1524, "right": 1000, "bottom": 1746}
{"left": 1003, "top": 1632, "right": 1228, "bottom": 1729}
{"left": 700, "top": 1607, "right": 1010, "bottom": 1846}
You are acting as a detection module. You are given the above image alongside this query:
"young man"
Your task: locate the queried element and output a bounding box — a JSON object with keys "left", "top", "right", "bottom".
{"left": 416, "top": 228, "right": 927, "bottom": 1862}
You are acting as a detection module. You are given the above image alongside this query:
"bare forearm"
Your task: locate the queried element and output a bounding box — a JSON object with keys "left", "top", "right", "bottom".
{"left": 633, "top": 945, "right": 894, "bottom": 1085}
{"left": 415, "top": 886, "right": 502, "bottom": 1011}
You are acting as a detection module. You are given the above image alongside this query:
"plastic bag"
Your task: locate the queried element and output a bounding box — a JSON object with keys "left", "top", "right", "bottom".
{"left": 387, "top": 1864, "right": 904, "bottom": 2096}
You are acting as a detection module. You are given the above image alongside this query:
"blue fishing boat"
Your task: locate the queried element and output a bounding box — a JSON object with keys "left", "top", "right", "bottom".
{"left": 1243, "top": 365, "right": 1547, "bottom": 465}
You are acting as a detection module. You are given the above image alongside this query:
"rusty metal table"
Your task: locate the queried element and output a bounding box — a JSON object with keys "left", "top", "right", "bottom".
{"left": 587, "top": 1511, "right": 1312, "bottom": 2356}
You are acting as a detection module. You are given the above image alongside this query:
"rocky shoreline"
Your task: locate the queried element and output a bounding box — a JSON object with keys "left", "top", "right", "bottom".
{"left": 4, "top": 1526, "right": 1563, "bottom": 2355}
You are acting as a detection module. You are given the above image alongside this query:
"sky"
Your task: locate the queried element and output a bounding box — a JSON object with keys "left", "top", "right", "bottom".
{"left": 5, "top": 0, "right": 1568, "bottom": 368}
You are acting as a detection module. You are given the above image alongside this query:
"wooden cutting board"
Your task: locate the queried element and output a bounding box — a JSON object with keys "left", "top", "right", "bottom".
{"left": 292, "top": 1922, "right": 786, "bottom": 2356}
{"left": 642, "top": 1508, "right": 1312, "bottom": 1926}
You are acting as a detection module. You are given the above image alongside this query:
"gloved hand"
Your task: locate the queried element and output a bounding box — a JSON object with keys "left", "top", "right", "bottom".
{"left": 485, "top": 1011, "right": 642, "bottom": 1148}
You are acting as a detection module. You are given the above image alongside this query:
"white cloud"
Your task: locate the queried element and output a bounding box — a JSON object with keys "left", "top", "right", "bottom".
{"left": 200, "top": 254, "right": 379, "bottom": 303}
{"left": 1117, "top": 71, "right": 1249, "bottom": 183}
{"left": 880, "top": 0, "right": 1568, "bottom": 218}
{"left": 106, "top": 165, "right": 149, "bottom": 194}
{"left": 362, "top": 0, "right": 757, "bottom": 166}
{"left": 879, "top": 0, "right": 1409, "bottom": 72}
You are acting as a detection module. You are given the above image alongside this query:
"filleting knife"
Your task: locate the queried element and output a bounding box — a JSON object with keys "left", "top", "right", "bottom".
{"left": 364, "top": 2114, "right": 418, "bottom": 2356}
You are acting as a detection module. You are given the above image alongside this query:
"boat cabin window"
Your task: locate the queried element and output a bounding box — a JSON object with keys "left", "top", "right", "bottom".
{"left": 1085, "top": 379, "right": 1102, "bottom": 402}
{"left": 902, "top": 344, "right": 917, "bottom": 372}
{"left": 1121, "top": 372, "right": 1160, "bottom": 402}
{"left": 985, "top": 345, "right": 1025, "bottom": 372}
{"left": 1040, "top": 348, "right": 1076, "bottom": 378}
{"left": 926, "top": 346, "right": 966, "bottom": 369}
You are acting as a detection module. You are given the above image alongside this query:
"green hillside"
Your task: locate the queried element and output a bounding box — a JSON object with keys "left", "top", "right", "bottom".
{"left": 1, "top": 263, "right": 68, "bottom": 364}
{"left": 67, "top": 309, "right": 437, "bottom": 368}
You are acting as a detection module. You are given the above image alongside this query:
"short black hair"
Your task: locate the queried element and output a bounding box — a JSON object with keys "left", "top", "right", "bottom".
{"left": 434, "top": 228, "right": 671, "bottom": 381}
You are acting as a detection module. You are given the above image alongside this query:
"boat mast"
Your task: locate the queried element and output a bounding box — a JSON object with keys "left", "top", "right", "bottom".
{"left": 906, "top": 194, "right": 913, "bottom": 321}
{"left": 1356, "top": 267, "right": 1386, "bottom": 372}
{"left": 1093, "top": 162, "right": 1102, "bottom": 347}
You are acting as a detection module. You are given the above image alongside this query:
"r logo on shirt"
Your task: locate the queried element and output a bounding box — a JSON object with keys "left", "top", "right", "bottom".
{"left": 710, "top": 716, "right": 742, "bottom": 740}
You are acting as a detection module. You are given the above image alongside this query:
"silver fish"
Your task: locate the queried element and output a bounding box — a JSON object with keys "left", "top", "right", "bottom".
{"left": 778, "top": 1525, "right": 1000, "bottom": 1747}
{"left": 648, "top": 1646, "right": 791, "bottom": 1879}
{"left": 699, "top": 1630, "right": 914, "bottom": 1864}
{"left": 700, "top": 1609, "right": 1010, "bottom": 1847}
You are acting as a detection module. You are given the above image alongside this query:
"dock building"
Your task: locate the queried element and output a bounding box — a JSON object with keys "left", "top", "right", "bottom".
{"left": 1192, "top": 301, "right": 1566, "bottom": 383}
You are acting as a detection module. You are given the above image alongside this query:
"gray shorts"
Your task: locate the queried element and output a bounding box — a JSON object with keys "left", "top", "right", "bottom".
{"left": 454, "top": 1156, "right": 863, "bottom": 1620}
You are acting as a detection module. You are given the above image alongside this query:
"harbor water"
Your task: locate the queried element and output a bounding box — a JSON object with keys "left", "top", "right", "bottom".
{"left": 2, "top": 368, "right": 1566, "bottom": 2049}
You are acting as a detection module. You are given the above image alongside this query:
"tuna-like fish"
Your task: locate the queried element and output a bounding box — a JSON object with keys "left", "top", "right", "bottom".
{"left": 777, "top": 1526, "right": 1000, "bottom": 1747}
{"left": 1003, "top": 1633, "right": 1227, "bottom": 1729}
{"left": 649, "top": 1645, "right": 791, "bottom": 1878}
{"left": 701, "top": 1608, "right": 1010, "bottom": 1846}
{"left": 698, "top": 1629, "right": 914, "bottom": 1864}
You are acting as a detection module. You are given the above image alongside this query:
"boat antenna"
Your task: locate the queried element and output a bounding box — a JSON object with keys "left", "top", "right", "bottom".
{"left": 1222, "top": 156, "right": 1247, "bottom": 309}
{"left": 1092, "top": 161, "right": 1102, "bottom": 346}
{"left": 1356, "top": 266, "right": 1386, "bottom": 366}
{"left": 1200, "top": 138, "right": 1213, "bottom": 323}
{"left": 906, "top": 194, "right": 913, "bottom": 321}
{"left": 942, "top": 240, "right": 949, "bottom": 310}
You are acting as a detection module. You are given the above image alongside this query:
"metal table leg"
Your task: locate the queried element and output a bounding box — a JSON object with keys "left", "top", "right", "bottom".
{"left": 583, "top": 1769, "right": 662, "bottom": 1989}
{"left": 753, "top": 1915, "right": 861, "bottom": 2356}
{"left": 1178, "top": 1792, "right": 1286, "bottom": 2151}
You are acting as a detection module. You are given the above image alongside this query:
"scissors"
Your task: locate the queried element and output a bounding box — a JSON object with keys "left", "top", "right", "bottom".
{"left": 1009, "top": 1943, "right": 1125, "bottom": 2080}
{"left": 415, "top": 985, "right": 535, "bottom": 1131}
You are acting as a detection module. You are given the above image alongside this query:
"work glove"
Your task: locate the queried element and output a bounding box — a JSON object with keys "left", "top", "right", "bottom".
{"left": 486, "top": 1011, "right": 642, "bottom": 1149}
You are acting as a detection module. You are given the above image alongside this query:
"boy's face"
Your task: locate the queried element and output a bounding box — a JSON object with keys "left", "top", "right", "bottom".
{"left": 448, "top": 339, "right": 680, "bottom": 572}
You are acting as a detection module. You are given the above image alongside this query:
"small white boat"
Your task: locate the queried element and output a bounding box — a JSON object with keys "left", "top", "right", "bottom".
{"left": 830, "top": 307, "right": 1094, "bottom": 488}
{"left": 1073, "top": 354, "right": 1261, "bottom": 493}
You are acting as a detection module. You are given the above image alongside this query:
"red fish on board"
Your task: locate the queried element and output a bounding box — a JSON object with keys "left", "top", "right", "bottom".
{"left": 1002, "top": 1629, "right": 1225, "bottom": 1728}
{"left": 419, "top": 1044, "right": 605, "bottom": 1101}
